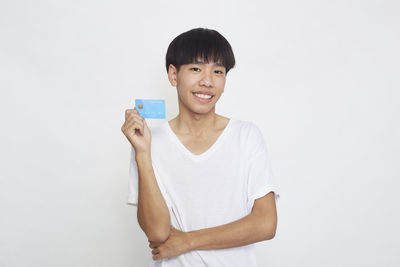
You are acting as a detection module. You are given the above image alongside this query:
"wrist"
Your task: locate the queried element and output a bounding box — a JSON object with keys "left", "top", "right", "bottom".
{"left": 135, "top": 151, "right": 151, "bottom": 162}
{"left": 185, "top": 231, "right": 196, "bottom": 252}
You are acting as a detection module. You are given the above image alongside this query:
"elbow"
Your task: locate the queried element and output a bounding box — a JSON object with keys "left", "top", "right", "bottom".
{"left": 137, "top": 209, "right": 171, "bottom": 243}
{"left": 262, "top": 225, "right": 276, "bottom": 240}
{"left": 147, "top": 226, "right": 171, "bottom": 243}
{"left": 266, "top": 227, "right": 276, "bottom": 240}
{"left": 137, "top": 220, "right": 171, "bottom": 243}
{"left": 142, "top": 219, "right": 171, "bottom": 243}
{"left": 262, "top": 217, "right": 277, "bottom": 240}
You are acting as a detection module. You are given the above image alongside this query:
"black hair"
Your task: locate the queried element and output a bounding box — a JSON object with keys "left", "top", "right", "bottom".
{"left": 165, "top": 28, "right": 235, "bottom": 75}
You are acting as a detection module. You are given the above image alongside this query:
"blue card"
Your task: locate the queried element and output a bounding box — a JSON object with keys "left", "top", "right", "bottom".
{"left": 135, "top": 99, "right": 166, "bottom": 119}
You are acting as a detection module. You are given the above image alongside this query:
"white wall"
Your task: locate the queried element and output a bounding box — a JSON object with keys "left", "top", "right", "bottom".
{"left": 1, "top": 0, "right": 399, "bottom": 266}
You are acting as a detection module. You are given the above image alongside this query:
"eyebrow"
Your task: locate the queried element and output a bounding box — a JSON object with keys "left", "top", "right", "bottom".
{"left": 192, "top": 60, "right": 224, "bottom": 67}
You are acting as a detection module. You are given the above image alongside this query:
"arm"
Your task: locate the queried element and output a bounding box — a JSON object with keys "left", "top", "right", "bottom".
{"left": 187, "top": 192, "right": 277, "bottom": 250}
{"left": 136, "top": 152, "right": 171, "bottom": 243}
{"left": 150, "top": 192, "right": 277, "bottom": 260}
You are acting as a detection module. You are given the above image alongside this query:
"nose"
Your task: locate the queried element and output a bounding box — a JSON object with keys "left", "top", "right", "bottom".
{"left": 199, "top": 70, "right": 213, "bottom": 87}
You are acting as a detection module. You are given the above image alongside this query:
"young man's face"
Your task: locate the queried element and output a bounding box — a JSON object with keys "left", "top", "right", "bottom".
{"left": 168, "top": 58, "right": 227, "bottom": 115}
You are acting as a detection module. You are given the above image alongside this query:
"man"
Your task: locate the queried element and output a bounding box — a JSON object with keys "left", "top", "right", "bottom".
{"left": 121, "top": 27, "right": 280, "bottom": 266}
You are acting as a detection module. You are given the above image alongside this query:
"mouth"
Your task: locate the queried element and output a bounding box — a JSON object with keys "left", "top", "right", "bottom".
{"left": 192, "top": 92, "right": 214, "bottom": 102}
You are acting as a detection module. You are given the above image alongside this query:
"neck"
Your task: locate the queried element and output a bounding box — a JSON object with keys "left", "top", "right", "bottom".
{"left": 174, "top": 108, "right": 219, "bottom": 136}
{"left": 175, "top": 113, "right": 219, "bottom": 136}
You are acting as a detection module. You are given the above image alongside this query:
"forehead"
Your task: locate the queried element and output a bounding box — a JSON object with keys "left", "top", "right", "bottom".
{"left": 190, "top": 57, "right": 225, "bottom": 67}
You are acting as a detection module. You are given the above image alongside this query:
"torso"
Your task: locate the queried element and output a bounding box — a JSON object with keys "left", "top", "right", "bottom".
{"left": 168, "top": 115, "right": 230, "bottom": 155}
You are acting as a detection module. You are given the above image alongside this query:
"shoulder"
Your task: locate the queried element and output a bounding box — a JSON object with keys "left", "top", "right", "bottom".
{"left": 232, "top": 118, "right": 264, "bottom": 141}
{"left": 232, "top": 118, "right": 268, "bottom": 155}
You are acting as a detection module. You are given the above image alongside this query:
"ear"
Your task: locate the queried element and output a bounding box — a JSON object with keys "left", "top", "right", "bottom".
{"left": 168, "top": 64, "right": 178, "bottom": 87}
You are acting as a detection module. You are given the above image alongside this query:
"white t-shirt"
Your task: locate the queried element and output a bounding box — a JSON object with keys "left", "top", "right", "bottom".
{"left": 127, "top": 117, "right": 280, "bottom": 267}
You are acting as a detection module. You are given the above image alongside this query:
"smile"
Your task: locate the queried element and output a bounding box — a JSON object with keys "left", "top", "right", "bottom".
{"left": 192, "top": 92, "right": 213, "bottom": 102}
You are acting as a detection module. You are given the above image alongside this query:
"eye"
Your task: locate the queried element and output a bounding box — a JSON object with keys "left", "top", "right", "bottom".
{"left": 190, "top": 67, "right": 201, "bottom": 72}
{"left": 215, "top": 70, "right": 224, "bottom": 74}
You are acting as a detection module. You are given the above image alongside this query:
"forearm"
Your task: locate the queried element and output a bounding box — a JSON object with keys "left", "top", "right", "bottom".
{"left": 186, "top": 213, "right": 272, "bottom": 251}
{"left": 136, "top": 152, "right": 170, "bottom": 242}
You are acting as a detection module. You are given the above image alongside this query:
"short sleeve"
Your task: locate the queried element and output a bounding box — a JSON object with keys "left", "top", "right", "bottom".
{"left": 246, "top": 123, "right": 280, "bottom": 213}
{"left": 127, "top": 145, "right": 138, "bottom": 206}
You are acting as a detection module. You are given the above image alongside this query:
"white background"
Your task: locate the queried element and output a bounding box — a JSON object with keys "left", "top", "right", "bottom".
{"left": 1, "top": 0, "right": 399, "bottom": 266}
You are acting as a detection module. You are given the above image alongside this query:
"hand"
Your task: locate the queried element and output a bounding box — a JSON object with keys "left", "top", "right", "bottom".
{"left": 149, "top": 226, "right": 192, "bottom": 261}
{"left": 121, "top": 107, "right": 151, "bottom": 154}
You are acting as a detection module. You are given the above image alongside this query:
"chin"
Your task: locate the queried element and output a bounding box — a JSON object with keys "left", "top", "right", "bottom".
{"left": 192, "top": 106, "right": 215, "bottom": 115}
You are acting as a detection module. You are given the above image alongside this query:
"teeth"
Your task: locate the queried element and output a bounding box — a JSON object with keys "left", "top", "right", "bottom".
{"left": 194, "top": 93, "right": 212, "bottom": 99}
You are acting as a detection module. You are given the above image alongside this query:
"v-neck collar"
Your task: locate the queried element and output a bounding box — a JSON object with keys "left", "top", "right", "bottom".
{"left": 163, "top": 117, "right": 234, "bottom": 162}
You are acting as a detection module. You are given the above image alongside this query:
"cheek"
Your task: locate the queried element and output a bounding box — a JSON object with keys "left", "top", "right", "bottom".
{"left": 177, "top": 76, "right": 194, "bottom": 88}
{"left": 217, "top": 79, "right": 226, "bottom": 91}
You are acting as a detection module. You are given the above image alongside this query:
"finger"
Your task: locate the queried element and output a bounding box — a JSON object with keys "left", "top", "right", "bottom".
{"left": 127, "top": 111, "right": 144, "bottom": 122}
{"left": 133, "top": 107, "right": 141, "bottom": 116}
{"left": 133, "top": 123, "right": 144, "bottom": 136}
{"left": 126, "top": 107, "right": 143, "bottom": 119}
{"left": 127, "top": 120, "right": 144, "bottom": 136}
{"left": 125, "top": 114, "right": 141, "bottom": 126}
{"left": 149, "top": 243, "right": 158, "bottom": 249}
{"left": 132, "top": 116, "right": 145, "bottom": 135}
{"left": 135, "top": 119, "right": 145, "bottom": 136}
{"left": 125, "top": 109, "right": 134, "bottom": 121}
{"left": 125, "top": 117, "right": 144, "bottom": 133}
{"left": 149, "top": 240, "right": 162, "bottom": 247}
{"left": 128, "top": 117, "right": 143, "bottom": 130}
{"left": 133, "top": 116, "right": 144, "bottom": 125}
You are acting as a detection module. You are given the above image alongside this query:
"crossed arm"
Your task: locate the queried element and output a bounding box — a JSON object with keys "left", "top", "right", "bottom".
{"left": 149, "top": 191, "right": 278, "bottom": 260}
